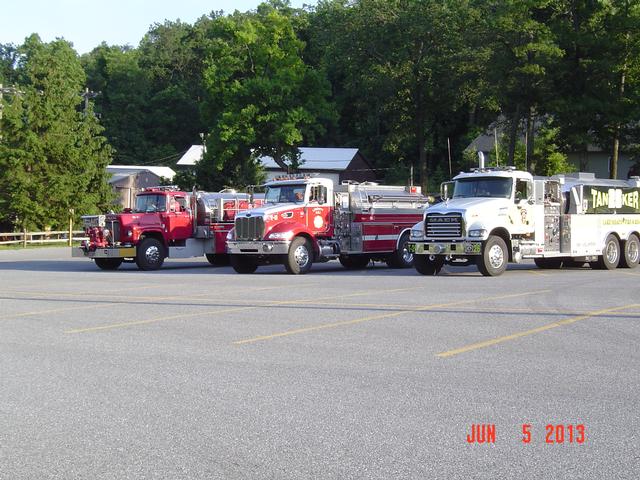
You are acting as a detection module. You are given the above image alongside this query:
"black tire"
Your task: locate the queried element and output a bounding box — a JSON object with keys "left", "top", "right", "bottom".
{"left": 94, "top": 258, "right": 123, "bottom": 270}
{"left": 534, "top": 257, "right": 563, "bottom": 269}
{"left": 621, "top": 234, "right": 640, "bottom": 269}
{"left": 230, "top": 255, "right": 258, "bottom": 274}
{"left": 386, "top": 232, "right": 413, "bottom": 268}
{"left": 135, "top": 238, "right": 165, "bottom": 271}
{"left": 285, "top": 237, "right": 313, "bottom": 274}
{"left": 339, "top": 254, "right": 371, "bottom": 270}
{"left": 413, "top": 255, "right": 443, "bottom": 275}
{"left": 592, "top": 234, "right": 620, "bottom": 270}
{"left": 477, "top": 235, "right": 508, "bottom": 277}
{"left": 206, "top": 253, "right": 230, "bottom": 266}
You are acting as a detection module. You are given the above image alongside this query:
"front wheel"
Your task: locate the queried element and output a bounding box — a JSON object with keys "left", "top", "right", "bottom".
{"left": 386, "top": 232, "right": 413, "bottom": 268}
{"left": 285, "top": 237, "right": 313, "bottom": 274}
{"left": 591, "top": 234, "right": 620, "bottom": 270}
{"left": 135, "top": 238, "right": 165, "bottom": 271}
{"left": 94, "top": 258, "right": 123, "bottom": 270}
{"left": 477, "top": 235, "right": 508, "bottom": 277}
{"left": 413, "top": 255, "right": 443, "bottom": 275}
{"left": 230, "top": 255, "right": 258, "bottom": 274}
{"left": 621, "top": 234, "right": 640, "bottom": 269}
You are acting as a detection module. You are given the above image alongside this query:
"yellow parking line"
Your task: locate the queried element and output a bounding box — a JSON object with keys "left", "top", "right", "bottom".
{"left": 65, "top": 286, "right": 422, "bottom": 334}
{"left": 233, "top": 289, "right": 550, "bottom": 345}
{"left": 436, "top": 303, "right": 640, "bottom": 358}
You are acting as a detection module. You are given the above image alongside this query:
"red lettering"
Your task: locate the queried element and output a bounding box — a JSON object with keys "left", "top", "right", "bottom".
{"left": 522, "top": 424, "right": 532, "bottom": 444}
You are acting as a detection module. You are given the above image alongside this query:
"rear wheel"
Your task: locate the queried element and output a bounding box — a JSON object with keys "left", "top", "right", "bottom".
{"left": 477, "top": 235, "right": 508, "bottom": 277}
{"left": 339, "top": 254, "right": 370, "bottom": 270}
{"left": 284, "top": 237, "right": 313, "bottom": 274}
{"left": 230, "top": 255, "right": 258, "bottom": 274}
{"left": 621, "top": 234, "right": 640, "bottom": 269}
{"left": 135, "top": 238, "right": 165, "bottom": 271}
{"left": 206, "top": 253, "right": 230, "bottom": 266}
{"left": 591, "top": 234, "right": 620, "bottom": 270}
{"left": 386, "top": 232, "right": 413, "bottom": 268}
{"left": 94, "top": 258, "right": 123, "bottom": 270}
{"left": 413, "top": 255, "right": 443, "bottom": 275}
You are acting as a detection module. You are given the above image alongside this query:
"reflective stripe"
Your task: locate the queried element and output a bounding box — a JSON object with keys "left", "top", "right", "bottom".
{"left": 362, "top": 234, "right": 399, "bottom": 241}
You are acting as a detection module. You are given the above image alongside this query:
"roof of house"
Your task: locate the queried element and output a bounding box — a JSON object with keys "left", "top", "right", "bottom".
{"left": 107, "top": 165, "right": 176, "bottom": 181}
{"left": 176, "top": 146, "right": 360, "bottom": 171}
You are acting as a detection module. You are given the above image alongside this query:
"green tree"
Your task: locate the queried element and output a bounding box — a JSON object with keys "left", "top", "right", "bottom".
{"left": 196, "top": 2, "right": 334, "bottom": 190}
{"left": 0, "top": 36, "right": 113, "bottom": 231}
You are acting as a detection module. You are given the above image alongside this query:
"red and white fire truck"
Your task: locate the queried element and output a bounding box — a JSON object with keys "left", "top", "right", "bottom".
{"left": 72, "top": 187, "right": 261, "bottom": 270}
{"left": 225, "top": 176, "right": 430, "bottom": 274}
{"left": 408, "top": 166, "right": 640, "bottom": 276}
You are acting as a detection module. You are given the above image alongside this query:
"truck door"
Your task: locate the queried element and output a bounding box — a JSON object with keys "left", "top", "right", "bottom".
{"left": 511, "top": 177, "right": 535, "bottom": 235}
{"left": 306, "top": 184, "right": 332, "bottom": 236}
{"left": 162, "top": 195, "right": 193, "bottom": 240}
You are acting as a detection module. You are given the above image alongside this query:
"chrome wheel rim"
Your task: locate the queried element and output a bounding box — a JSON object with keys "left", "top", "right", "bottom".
{"left": 294, "top": 245, "right": 309, "bottom": 267}
{"left": 488, "top": 244, "right": 504, "bottom": 269}
{"left": 145, "top": 246, "right": 160, "bottom": 264}
{"left": 605, "top": 240, "right": 618, "bottom": 264}
{"left": 402, "top": 247, "right": 413, "bottom": 265}
{"left": 628, "top": 239, "right": 639, "bottom": 264}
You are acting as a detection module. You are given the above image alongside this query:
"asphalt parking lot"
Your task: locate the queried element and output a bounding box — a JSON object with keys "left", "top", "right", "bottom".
{"left": 1, "top": 247, "right": 639, "bottom": 479}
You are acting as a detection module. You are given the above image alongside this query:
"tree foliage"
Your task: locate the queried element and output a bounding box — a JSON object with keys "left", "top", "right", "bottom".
{"left": 0, "top": 36, "right": 112, "bottom": 231}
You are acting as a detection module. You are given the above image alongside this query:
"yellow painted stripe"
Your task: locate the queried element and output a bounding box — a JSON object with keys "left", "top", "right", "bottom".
{"left": 233, "top": 289, "right": 551, "bottom": 345}
{"left": 65, "top": 286, "right": 422, "bottom": 334}
{"left": 436, "top": 303, "right": 640, "bottom": 358}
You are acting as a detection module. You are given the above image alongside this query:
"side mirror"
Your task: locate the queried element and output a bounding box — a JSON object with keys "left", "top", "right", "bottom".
{"left": 440, "top": 181, "right": 454, "bottom": 200}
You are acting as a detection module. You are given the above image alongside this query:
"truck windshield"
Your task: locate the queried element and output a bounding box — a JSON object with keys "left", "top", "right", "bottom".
{"left": 264, "top": 185, "right": 306, "bottom": 204}
{"left": 453, "top": 178, "right": 513, "bottom": 199}
{"left": 135, "top": 194, "right": 167, "bottom": 213}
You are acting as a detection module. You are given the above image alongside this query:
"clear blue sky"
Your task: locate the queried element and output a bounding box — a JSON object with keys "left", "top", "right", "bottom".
{"left": 1, "top": 0, "right": 317, "bottom": 55}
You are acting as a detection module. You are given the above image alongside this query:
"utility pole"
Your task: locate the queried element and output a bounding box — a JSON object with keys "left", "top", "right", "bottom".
{"left": 80, "top": 87, "right": 99, "bottom": 116}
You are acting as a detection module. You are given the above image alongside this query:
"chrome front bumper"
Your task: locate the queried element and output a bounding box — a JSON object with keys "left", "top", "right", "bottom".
{"left": 71, "top": 246, "right": 137, "bottom": 258}
{"left": 226, "top": 240, "right": 291, "bottom": 255}
{"left": 408, "top": 240, "right": 482, "bottom": 256}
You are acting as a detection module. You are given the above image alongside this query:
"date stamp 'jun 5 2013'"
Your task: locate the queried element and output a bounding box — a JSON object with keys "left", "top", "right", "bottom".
{"left": 466, "top": 424, "right": 586, "bottom": 445}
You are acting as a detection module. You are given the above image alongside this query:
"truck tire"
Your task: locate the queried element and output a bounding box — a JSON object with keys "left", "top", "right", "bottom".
{"left": 386, "top": 232, "right": 413, "bottom": 268}
{"left": 94, "top": 258, "right": 123, "bottom": 270}
{"left": 206, "top": 253, "right": 230, "bottom": 266}
{"left": 620, "top": 234, "right": 640, "bottom": 269}
{"left": 285, "top": 237, "right": 313, "bottom": 274}
{"left": 135, "top": 238, "right": 165, "bottom": 271}
{"left": 477, "top": 235, "right": 508, "bottom": 277}
{"left": 339, "top": 255, "right": 370, "bottom": 270}
{"left": 591, "top": 234, "right": 620, "bottom": 270}
{"left": 413, "top": 255, "right": 443, "bottom": 275}
{"left": 534, "top": 258, "right": 563, "bottom": 269}
{"left": 230, "top": 255, "right": 258, "bottom": 274}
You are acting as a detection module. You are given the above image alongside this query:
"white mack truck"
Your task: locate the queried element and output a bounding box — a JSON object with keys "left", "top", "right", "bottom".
{"left": 408, "top": 167, "right": 640, "bottom": 276}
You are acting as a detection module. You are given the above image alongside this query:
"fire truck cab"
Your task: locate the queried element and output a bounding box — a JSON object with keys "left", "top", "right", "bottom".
{"left": 226, "top": 176, "right": 430, "bottom": 274}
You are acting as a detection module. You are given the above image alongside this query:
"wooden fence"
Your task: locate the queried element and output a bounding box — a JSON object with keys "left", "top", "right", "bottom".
{"left": 0, "top": 230, "right": 87, "bottom": 247}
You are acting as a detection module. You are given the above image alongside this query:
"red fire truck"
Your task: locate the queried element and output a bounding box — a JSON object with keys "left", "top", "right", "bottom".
{"left": 72, "top": 187, "right": 261, "bottom": 270}
{"left": 226, "top": 176, "right": 430, "bottom": 274}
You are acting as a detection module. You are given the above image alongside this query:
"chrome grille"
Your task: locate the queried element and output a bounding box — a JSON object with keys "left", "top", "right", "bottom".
{"left": 235, "top": 215, "right": 265, "bottom": 240}
{"left": 425, "top": 214, "right": 462, "bottom": 238}
{"left": 106, "top": 219, "right": 121, "bottom": 243}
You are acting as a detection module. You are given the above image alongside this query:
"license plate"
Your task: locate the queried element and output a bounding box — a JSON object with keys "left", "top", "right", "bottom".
{"left": 465, "top": 243, "right": 481, "bottom": 254}
{"left": 407, "top": 243, "right": 416, "bottom": 253}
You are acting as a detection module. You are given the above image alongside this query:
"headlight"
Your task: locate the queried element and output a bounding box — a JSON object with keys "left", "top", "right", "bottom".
{"left": 103, "top": 228, "right": 110, "bottom": 237}
{"left": 266, "top": 231, "right": 294, "bottom": 240}
{"left": 226, "top": 229, "right": 236, "bottom": 241}
{"left": 410, "top": 229, "right": 423, "bottom": 240}
{"left": 126, "top": 229, "right": 133, "bottom": 237}
{"left": 468, "top": 229, "right": 487, "bottom": 238}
